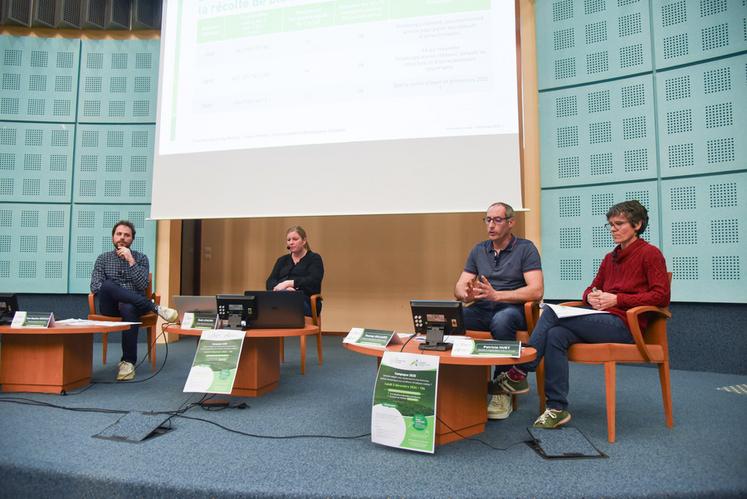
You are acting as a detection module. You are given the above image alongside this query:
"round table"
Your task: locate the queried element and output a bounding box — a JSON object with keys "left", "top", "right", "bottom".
{"left": 0, "top": 323, "right": 131, "bottom": 394}
{"left": 168, "top": 318, "right": 320, "bottom": 397}
{"left": 344, "top": 337, "right": 536, "bottom": 446}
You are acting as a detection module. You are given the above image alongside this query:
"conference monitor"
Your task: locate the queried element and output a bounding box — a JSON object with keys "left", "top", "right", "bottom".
{"left": 216, "top": 295, "right": 257, "bottom": 331}
{"left": 0, "top": 293, "right": 19, "bottom": 325}
{"left": 410, "top": 300, "right": 466, "bottom": 352}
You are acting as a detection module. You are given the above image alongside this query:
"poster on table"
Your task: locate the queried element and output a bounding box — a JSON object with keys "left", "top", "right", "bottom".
{"left": 371, "top": 351, "right": 439, "bottom": 454}
{"left": 183, "top": 329, "right": 245, "bottom": 394}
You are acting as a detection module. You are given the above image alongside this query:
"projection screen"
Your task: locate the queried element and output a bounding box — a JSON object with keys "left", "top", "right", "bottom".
{"left": 151, "top": 0, "right": 523, "bottom": 219}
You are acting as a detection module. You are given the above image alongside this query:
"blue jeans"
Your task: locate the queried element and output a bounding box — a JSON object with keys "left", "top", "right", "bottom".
{"left": 522, "top": 307, "right": 633, "bottom": 411}
{"left": 302, "top": 296, "right": 321, "bottom": 318}
{"left": 97, "top": 280, "right": 156, "bottom": 364}
{"left": 463, "top": 301, "right": 526, "bottom": 341}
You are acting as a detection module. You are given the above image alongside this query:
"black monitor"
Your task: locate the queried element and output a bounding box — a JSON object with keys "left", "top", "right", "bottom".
{"left": 0, "top": 293, "right": 19, "bottom": 325}
{"left": 410, "top": 300, "right": 465, "bottom": 351}
{"left": 216, "top": 294, "right": 257, "bottom": 330}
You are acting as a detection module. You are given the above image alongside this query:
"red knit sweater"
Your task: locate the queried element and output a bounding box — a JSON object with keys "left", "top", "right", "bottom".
{"left": 582, "top": 238, "right": 670, "bottom": 332}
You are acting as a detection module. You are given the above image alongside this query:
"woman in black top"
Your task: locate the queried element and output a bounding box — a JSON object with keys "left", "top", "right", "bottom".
{"left": 266, "top": 226, "right": 324, "bottom": 317}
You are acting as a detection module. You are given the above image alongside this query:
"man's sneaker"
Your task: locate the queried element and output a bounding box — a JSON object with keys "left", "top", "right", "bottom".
{"left": 532, "top": 408, "right": 571, "bottom": 429}
{"left": 492, "top": 371, "right": 530, "bottom": 395}
{"left": 157, "top": 306, "right": 178, "bottom": 323}
{"left": 487, "top": 394, "right": 512, "bottom": 420}
{"left": 116, "top": 361, "right": 135, "bottom": 381}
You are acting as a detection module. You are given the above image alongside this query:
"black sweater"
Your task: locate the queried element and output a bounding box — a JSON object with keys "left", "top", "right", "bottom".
{"left": 265, "top": 251, "right": 324, "bottom": 296}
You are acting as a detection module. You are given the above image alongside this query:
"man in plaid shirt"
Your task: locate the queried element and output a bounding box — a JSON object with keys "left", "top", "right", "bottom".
{"left": 90, "top": 220, "right": 177, "bottom": 381}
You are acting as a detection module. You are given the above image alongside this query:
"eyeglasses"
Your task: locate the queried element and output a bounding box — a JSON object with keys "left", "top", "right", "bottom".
{"left": 483, "top": 217, "right": 512, "bottom": 225}
{"left": 604, "top": 221, "right": 630, "bottom": 230}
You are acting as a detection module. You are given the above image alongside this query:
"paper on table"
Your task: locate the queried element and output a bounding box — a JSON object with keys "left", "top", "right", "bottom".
{"left": 542, "top": 303, "right": 609, "bottom": 318}
{"left": 55, "top": 318, "right": 141, "bottom": 326}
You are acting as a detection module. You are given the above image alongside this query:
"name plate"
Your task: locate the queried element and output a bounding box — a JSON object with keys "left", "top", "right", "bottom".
{"left": 11, "top": 311, "right": 55, "bottom": 328}
{"left": 181, "top": 312, "right": 219, "bottom": 330}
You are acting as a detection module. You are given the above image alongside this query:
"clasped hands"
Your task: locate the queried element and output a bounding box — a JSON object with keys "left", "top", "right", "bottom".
{"left": 465, "top": 276, "right": 496, "bottom": 302}
{"left": 587, "top": 289, "right": 617, "bottom": 310}
{"left": 273, "top": 280, "right": 296, "bottom": 292}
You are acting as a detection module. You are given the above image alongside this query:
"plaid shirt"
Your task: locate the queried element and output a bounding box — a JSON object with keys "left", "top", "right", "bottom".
{"left": 90, "top": 249, "right": 150, "bottom": 294}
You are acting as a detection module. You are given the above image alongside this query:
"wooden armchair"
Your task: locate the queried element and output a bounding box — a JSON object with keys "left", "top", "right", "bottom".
{"left": 280, "top": 294, "right": 323, "bottom": 374}
{"left": 548, "top": 284, "right": 673, "bottom": 442}
{"left": 466, "top": 301, "right": 542, "bottom": 409}
{"left": 87, "top": 273, "right": 160, "bottom": 371}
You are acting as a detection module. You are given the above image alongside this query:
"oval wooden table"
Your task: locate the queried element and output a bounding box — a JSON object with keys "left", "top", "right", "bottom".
{"left": 167, "top": 318, "right": 320, "bottom": 397}
{"left": 0, "top": 323, "right": 130, "bottom": 394}
{"left": 344, "top": 337, "right": 536, "bottom": 446}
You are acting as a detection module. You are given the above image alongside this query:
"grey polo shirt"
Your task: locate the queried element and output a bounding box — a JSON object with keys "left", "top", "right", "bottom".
{"left": 464, "top": 236, "right": 542, "bottom": 291}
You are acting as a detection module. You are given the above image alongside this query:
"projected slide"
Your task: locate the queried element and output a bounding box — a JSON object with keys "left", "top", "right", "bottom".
{"left": 159, "top": 0, "right": 517, "bottom": 155}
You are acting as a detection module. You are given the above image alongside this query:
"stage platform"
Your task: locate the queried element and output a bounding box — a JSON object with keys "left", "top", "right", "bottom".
{"left": 1, "top": 335, "right": 745, "bottom": 498}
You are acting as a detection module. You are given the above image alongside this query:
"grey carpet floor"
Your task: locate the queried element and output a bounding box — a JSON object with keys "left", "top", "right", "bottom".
{"left": 1, "top": 335, "right": 745, "bottom": 498}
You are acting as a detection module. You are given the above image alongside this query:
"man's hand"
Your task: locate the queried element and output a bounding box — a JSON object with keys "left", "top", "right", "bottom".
{"left": 472, "top": 276, "right": 496, "bottom": 301}
{"left": 462, "top": 280, "right": 477, "bottom": 303}
{"left": 116, "top": 246, "right": 135, "bottom": 266}
{"left": 588, "top": 290, "right": 617, "bottom": 310}
{"left": 273, "top": 280, "right": 296, "bottom": 291}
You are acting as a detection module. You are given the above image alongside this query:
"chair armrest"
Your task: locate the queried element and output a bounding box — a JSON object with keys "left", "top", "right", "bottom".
{"left": 523, "top": 301, "right": 540, "bottom": 332}
{"left": 87, "top": 293, "right": 96, "bottom": 315}
{"left": 558, "top": 301, "right": 585, "bottom": 307}
{"left": 625, "top": 306, "right": 671, "bottom": 362}
{"left": 310, "top": 294, "right": 322, "bottom": 327}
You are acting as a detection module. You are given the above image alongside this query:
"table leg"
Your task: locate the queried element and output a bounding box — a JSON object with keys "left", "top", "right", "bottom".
{"left": 230, "top": 337, "right": 280, "bottom": 397}
{"left": 0, "top": 333, "right": 93, "bottom": 394}
{"left": 435, "top": 364, "right": 489, "bottom": 445}
{"left": 300, "top": 335, "right": 306, "bottom": 375}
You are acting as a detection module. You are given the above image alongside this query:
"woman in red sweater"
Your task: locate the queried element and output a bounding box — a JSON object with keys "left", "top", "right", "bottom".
{"left": 492, "top": 200, "right": 670, "bottom": 428}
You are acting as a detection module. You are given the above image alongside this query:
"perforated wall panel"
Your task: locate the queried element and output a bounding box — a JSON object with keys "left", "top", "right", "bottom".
{"left": 77, "top": 39, "right": 159, "bottom": 123}
{"left": 540, "top": 74, "right": 657, "bottom": 187}
{"left": 661, "top": 173, "right": 746, "bottom": 302}
{"left": 0, "top": 35, "right": 80, "bottom": 122}
{"left": 541, "top": 181, "right": 660, "bottom": 300}
{"left": 68, "top": 204, "right": 156, "bottom": 293}
{"left": 657, "top": 53, "right": 747, "bottom": 177}
{"left": 73, "top": 124, "right": 154, "bottom": 203}
{"left": 652, "top": 0, "right": 747, "bottom": 69}
{"left": 0, "top": 122, "right": 74, "bottom": 202}
{"left": 0, "top": 203, "right": 69, "bottom": 293}
{"left": 536, "top": 0, "right": 652, "bottom": 90}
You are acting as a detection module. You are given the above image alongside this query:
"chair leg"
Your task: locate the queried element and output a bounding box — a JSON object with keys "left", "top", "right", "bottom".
{"left": 536, "top": 359, "right": 546, "bottom": 413}
{"left": 300, "top": 335, "right": 307, "bottom": 375}
{"left": 279, "top": 337, "right": 285, "bottom": 363}
{"left": 102, "top": 333, "right": 108, "bottom": 364}
{"left": 604, "top": 361, "right": 617, "bottom": 443}
{"left": 147, "top": 327, "right": 157, "bottom": 371}
{"left": 659, "top": 361, "right": 674, "bottom": 428}
{"left": 316, "top": 331, "right": 323, "bottom": 366}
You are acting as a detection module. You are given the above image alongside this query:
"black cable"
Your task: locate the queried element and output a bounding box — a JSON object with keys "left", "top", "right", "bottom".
{"left": 435, "top": 414, "right": 530, "bottom": 451}
{"left": 399, "top": 333, "right": 419, "bottom": 352}
{"left": 171, "top": 413, "right": 371, "bottom": 441}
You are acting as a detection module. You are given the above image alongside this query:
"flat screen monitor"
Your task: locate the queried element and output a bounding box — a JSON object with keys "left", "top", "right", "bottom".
{"left": 0, "top": 293, "right": 18, "bottom": 325}
{"left": 216, "top": 294, "right": 257, "bottom": 330}
{"left": 410, "top": 300, "right": 466, "bottom": 336}
{"left": 242, "top": 291, "right": 305, "bottom": 329}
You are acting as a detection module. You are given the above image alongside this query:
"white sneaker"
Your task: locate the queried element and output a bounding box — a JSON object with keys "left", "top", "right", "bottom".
{"left": 116, "top": 361, "right": 135, "bottom": 381}
{"left": 157, "top": 306, "right": 178, "bottom": 323}
{"left": 487, "top": 394, "right": 512, "bottom": 420}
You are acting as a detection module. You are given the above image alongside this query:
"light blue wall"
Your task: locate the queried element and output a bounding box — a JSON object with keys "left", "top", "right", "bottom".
{"left": 536, "top": 0, "right": 747, "bottom": 302}
{"left": 0, "top": 35, "right": 159, "bottom": 294}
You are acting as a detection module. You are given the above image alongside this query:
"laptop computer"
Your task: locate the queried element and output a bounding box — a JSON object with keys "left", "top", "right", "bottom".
{"left": 242, "top": 291, "right": 305, "bottom": 328}
{"left": 171, "top": 295, "right": 217, "bottom": 315}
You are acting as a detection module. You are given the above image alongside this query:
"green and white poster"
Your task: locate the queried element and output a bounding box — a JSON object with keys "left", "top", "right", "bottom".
{"left": 183, "top": 329, "right": 245, "bottom": 394}
{"left": 371, "top": 351, "right": 439, "bottom": 454}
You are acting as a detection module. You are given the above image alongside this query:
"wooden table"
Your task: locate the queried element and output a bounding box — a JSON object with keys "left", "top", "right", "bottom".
{"left": 167, "top": 318, "right": 320, "bottom": 397}
{"left": 344, "top": 338, "right": 536, "bottom": 446}
{"left": 0, "top": 323, "right": 130, "bottom": 394}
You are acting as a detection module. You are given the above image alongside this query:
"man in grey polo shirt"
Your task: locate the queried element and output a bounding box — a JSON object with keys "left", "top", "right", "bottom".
{"left": 454, "top": 202, "right": 544, "bottom": 420}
